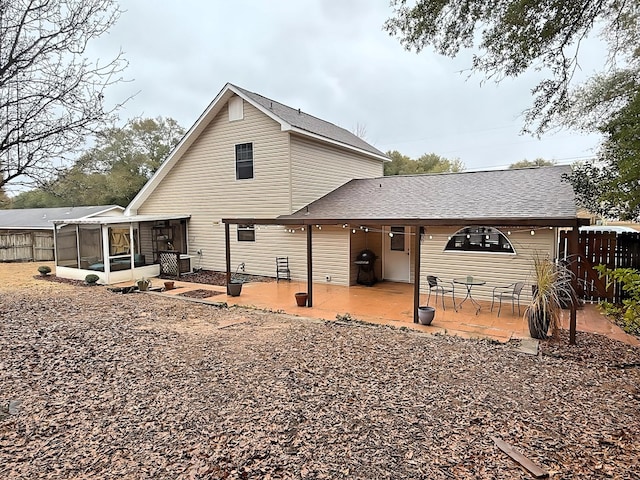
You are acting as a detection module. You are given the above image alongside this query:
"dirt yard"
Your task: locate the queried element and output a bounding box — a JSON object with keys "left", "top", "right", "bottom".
{"left": 1, "top": 263, "right": 639, "bottom": 479}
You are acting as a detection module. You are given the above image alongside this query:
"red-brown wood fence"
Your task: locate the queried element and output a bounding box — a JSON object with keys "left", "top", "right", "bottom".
{"left": 560, "top": 231, "right": 640, "bottom": 303}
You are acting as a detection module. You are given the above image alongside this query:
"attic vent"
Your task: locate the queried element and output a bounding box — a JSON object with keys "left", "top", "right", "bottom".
{"left": 229, "top": 96, "right": 243, "bottom": 121}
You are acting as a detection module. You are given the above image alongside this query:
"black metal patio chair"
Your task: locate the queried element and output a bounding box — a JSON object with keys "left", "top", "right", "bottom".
{"left": 426, "top": 275, "right": 456, "bottom": 311}
{"left": 490, "top": 282, "right": 525, "bottom": 316}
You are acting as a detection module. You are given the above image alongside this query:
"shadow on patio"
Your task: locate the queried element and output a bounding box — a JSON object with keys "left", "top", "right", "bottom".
{"left": 135, "top": 278, "right": 639, "bottom": 345}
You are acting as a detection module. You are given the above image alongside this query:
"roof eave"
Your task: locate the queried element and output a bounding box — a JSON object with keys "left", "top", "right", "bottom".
{"left": 284, "top": 126, "right": 389, "bottom": 162}
{"left": 222, "top": 217, "right": 588, "bottom": 227}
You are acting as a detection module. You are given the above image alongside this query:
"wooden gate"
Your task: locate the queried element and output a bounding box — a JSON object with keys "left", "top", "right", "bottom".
{"left": 560, "top": 231, "right": 616, "bottom": 302}
{"left": 560, "top": 230, "right": 640, "bottom": 302}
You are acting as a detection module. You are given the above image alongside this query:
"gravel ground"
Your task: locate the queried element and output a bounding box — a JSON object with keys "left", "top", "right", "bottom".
{"left": 1, "top": 263, "right": 639, "bottom": 479}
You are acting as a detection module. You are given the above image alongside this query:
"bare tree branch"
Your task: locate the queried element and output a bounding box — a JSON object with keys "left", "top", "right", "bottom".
{"left": 0, "top": 0, "right": 128, "bottom": 189}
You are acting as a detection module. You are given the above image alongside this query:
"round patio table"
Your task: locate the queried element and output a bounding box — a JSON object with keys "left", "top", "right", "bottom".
{"left": 453, "top": 277, "right": 486, "bottom": 314}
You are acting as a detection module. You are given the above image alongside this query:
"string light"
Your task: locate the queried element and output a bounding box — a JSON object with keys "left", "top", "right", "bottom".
{"left": 352, "top": 229, "right": 356, "bottom": 234}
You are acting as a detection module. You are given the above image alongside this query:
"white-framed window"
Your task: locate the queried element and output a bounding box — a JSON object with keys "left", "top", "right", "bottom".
{"left": 445, "top": 226, "right": 515, "bottom": 253}
{"left": 235, "top": 142, "right": 253, "bottom": 180}
{"left": 237, "top": 224, "right": 255, "bottom": 242}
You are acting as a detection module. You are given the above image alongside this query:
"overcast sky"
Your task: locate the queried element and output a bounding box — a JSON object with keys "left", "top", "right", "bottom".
{"left": 91, "top": 0, "right": 604, "bottom": 171}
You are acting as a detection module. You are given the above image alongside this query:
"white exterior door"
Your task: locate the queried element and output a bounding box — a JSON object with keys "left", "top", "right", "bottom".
{"left": 383, "top": 226, "right": 411, "bottom": 282}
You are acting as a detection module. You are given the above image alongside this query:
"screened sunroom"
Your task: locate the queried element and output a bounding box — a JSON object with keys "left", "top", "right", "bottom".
{"left": 52, "top": 214, "right": 190, "bottom": 284}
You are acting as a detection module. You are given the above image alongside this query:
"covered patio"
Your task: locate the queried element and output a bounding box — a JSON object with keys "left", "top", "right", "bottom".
{"left": 145, "top": 277, "right": 638, "bottom": 345}
{"left": 222, "top": 167, "right": 593, "bottom": 344}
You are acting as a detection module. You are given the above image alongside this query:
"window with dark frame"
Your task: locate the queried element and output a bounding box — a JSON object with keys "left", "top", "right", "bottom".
{"left": 390, "top": 226, "right": 405, "bottom": 251}
{"left": 235, "top": 143, "right": 253, "bottom": 180}
{"left": 237, "top": 224, "right": 255, "bottom": 242}
{"left": 444, "top": 226, "right": 515, "bottom": 253}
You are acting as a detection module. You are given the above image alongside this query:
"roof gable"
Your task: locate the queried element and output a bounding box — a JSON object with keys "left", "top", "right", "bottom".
{"left": 127, "top": 83, "right": 387, "bottom": 214}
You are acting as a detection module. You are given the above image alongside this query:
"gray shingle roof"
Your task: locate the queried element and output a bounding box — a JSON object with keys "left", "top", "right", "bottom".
{"left": 0, "top": 205, "right": 123, "bottom": 230}
{"left": 232, "top": 85, "right": 386, "bottom": 158}
{"left": 282, "top": 166, "right": 577, "bottom": 222}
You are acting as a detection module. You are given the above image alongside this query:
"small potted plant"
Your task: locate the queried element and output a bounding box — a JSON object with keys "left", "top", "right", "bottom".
{"left": 137, "top": 277, "right": 151, "bottom": 291}
{"left": 526, "top": 255, "right": 574, "bottom": 339}
{"left": 227, "top": 262, "right": 246, "bottom": 297}
{"left": 37, "top": 265, "right": 51, "bottom": 276}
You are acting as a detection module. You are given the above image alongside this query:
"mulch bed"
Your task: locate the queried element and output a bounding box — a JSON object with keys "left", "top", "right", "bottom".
{"left": 177, "top": 288, "right": 224, "bottom": 299}
{"left": 162, "top": 269, "right": 274, "bottom": 286}
{"left": 34, "top": 274, "right": 95, "bottom": 287}
{"left": 2, "top": 281, "right": 639, "bottom": 478}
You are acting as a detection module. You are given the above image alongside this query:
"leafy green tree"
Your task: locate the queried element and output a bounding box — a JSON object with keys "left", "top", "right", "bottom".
{"left": 384, "top": 1, "right": 639, "bottom": 133}
{"left": 0, "top": 0, "right": 127, "bottom": 189}
{"left": 566, "top": 88, "right": 640, "bottom": 221}
{"left": 11, "top": 117, "right": 184, "bottom": 208}
{"left": 509, "top": 158, "right": 556, "bottom": 169}
{"left": 384, "top": 150, "right": 464, "bottom": 175}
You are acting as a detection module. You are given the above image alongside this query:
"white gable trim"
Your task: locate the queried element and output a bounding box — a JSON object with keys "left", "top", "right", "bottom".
{"left": 126, "top": 83, "right": 386, "bottom": 214}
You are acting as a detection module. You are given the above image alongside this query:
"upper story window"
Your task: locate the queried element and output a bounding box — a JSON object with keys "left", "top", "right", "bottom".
{"left": 237, "top": 224, "right": 255, "bottom": 242}
{"left": 235, "top": 143, "right": 253, "bottom": 180}
{"left": 445, "top": 226, "right": 515, "bottom": 254}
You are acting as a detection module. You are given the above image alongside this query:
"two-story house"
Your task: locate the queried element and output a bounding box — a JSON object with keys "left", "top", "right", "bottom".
{"left": 53, "top": 82, "right": 585, "bottom": 321}
{"left": 53, "top": 83, "right": 388, "bottom": 285}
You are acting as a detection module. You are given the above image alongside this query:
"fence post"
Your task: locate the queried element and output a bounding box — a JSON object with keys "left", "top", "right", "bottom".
{"left": 568, "top": 224, "right": 579, "bottom": 345}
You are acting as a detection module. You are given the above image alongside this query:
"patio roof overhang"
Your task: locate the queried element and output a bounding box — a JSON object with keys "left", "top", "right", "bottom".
{"left": 221, "top": 216, "right": 590, "bottom": 228}
{"left": 52, "top": 214, "right": 191, "bottom": 226}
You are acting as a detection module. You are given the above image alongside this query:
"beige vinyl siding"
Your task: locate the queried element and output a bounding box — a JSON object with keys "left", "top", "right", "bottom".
{"left": 420, "top": 226, "right": 556, "bottom": 302}
{"left": 138, "top": 98, "right": 291, "bottom": 273}
{"left": 227, "top": 225, "right": 349, "bottom": 284}
{"left": 290, "top": 135, "right": 384, "bottom": 211}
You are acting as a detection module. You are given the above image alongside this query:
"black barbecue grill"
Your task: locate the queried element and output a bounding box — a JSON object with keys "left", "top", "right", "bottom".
{"left": 355, "top": 249, "right": 377, "bottom": 286}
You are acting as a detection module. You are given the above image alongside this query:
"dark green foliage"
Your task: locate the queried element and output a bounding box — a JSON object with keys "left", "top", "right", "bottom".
{"left": 509, "top": 158, "right": 556, "bottom": 169}
{"left": 595, "top": 266, "right": 640, "bottom": 336}
{"left": 384, "top": 150, "right": 464, "bottom": 175}
{"left": 11, "top": 117, "right": 184, "bottom": 208}
{"left": 37, "top": 265, "right": 51, "bottom": 276}
{"left": 385, "top": 1, "right": 639, "bottom": 132}
{"left": 85, "top": 274, "right": 100, "bottom": 285}
{"left": 565, "top": 88, "right": 640, "bottom": 221}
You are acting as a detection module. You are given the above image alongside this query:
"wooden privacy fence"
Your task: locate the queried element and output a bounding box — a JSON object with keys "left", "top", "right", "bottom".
{"left": 0, "top": 231, "right": 55, "bottom": 262}
{"left": 560, "top": 231, "right": 640, "bottom": 303}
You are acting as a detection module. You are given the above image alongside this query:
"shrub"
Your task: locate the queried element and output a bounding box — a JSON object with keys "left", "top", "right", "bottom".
{"left": 595, "top": 265, "right": 640, "bottom": 335}
{"left": 85, "top": 274, "right": 100, "bottom": 285}
{"left": 37, "top": 265, "right": 51, "bottom": 276}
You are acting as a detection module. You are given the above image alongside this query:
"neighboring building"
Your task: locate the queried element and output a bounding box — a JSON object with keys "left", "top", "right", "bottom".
{"left": 0, "top": 206, "right": 123, "bottom": 262}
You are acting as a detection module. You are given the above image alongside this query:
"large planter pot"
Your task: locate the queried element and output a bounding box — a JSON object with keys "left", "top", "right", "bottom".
{"left": 227, "top": 282, "right": 243, "bottom": 297}
{"left": 418, "top": 306, "right": 436, "bottom": 325}
{"left": 527, "top": 310, "right": 550, "bottom": 339}
{"left": 295, "top": 292, "right": 308, "bottom": 307}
